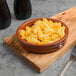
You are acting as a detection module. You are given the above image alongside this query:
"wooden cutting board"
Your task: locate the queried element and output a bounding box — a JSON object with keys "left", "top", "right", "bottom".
{"left": 3, "top": 6, "right": 76, "bottom": 73}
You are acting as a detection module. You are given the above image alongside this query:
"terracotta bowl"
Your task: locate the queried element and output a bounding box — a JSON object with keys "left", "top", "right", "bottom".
{"left": 16, "top": 18, "right": 69, "bottom": 54}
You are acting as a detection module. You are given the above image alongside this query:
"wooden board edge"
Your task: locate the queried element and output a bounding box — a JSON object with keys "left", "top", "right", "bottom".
{"left": 39, "top": 40, "right": 76, "bottom": 72}
{"left": 3, "top": 41, "right": 41, "bottom": 73}
{"left": 51, "top": 6, "right": 76, "bottom": 19}
{"left": 3, "top": 34, "right": 76, "bottom": 73}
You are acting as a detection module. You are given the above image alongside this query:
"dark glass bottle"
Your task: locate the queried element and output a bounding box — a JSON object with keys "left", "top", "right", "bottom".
{"left": 0, "top": 0, "right": 11, "bottom": 29}
{"left": 14, "top": 0, "right": 32, "bottom": 20}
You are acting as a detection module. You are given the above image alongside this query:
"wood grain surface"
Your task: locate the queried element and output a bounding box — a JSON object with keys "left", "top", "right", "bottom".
{"left": 3, "top": 6, "right": 76, "bottom": 73}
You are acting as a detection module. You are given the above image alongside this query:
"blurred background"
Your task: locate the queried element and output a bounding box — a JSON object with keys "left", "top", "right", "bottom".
{"left": 0, "top": 0, "right": 76, "bottom": 76}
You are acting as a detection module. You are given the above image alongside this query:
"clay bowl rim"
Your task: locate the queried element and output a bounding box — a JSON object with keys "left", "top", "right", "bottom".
{"left": 16, "top": 18, "right": 69, "bottom": 46}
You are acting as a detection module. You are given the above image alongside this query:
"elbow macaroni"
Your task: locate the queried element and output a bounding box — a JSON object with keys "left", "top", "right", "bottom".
{"left": 19, "top": 18, "right": 65, "bottom": 44}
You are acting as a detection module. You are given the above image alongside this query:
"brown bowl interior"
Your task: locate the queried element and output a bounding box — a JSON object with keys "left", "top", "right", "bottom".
{"left": 16, "top": 18, "right": 69, "bottom": 53}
